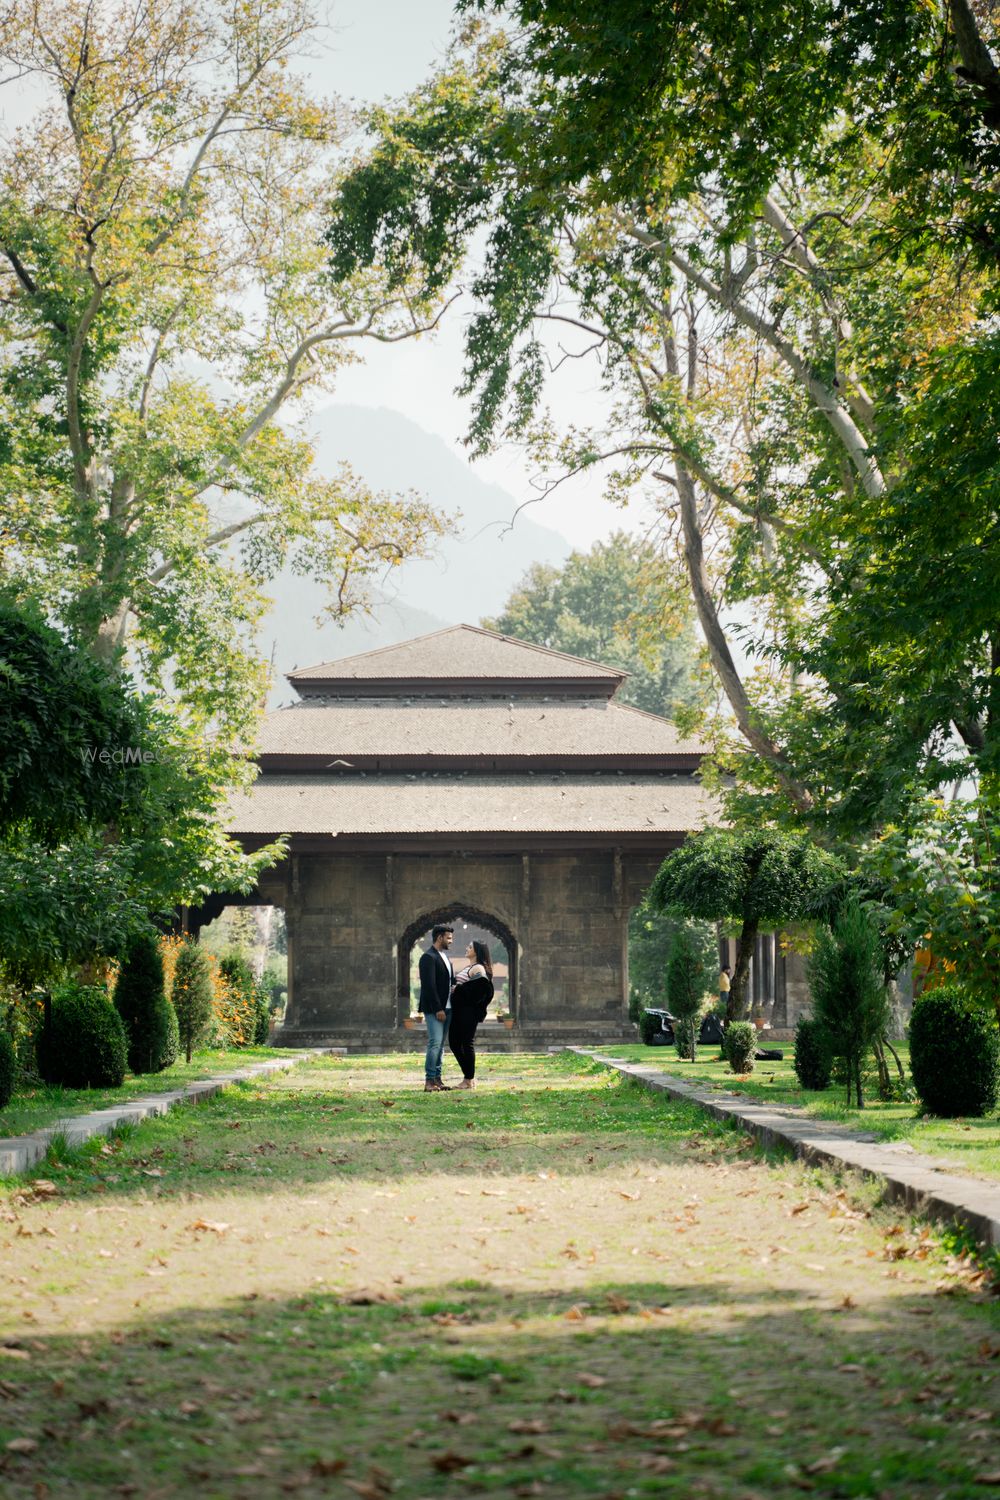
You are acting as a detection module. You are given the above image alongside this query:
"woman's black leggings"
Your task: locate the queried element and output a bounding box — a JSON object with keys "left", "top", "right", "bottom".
{"left": 449, "top": 1009, "right": 479, "bottom": 1079}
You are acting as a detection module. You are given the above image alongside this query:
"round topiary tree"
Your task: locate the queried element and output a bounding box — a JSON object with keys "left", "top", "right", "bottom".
{"left": 170, "top": 941, "right": 213, "bottom": 1063}
{"left": 38, "top": 982, "right": 127, "bottom": 1088}
{"left": 114, "top": 932, "right": 176, "bottom": 1075}
{"left": 909, "top": 984, "right": 1000, "bottom": 1118}
{"left": 0, "top": 1027, "right": 15, "bottom": 1108}
{"left": 793, "top": 1016, "right": 833, "bottom": 1091}
{"left": 649, "top": 829, "right": 843, "bottom": 1021}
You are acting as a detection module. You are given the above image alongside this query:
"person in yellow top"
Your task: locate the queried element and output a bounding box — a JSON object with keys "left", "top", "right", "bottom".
{"left": 719, "top": 965, "right": 732, "bottom": 1007}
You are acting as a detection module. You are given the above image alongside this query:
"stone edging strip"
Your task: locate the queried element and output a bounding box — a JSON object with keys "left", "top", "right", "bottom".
{"left": 0, "top": 1051, "right": 328, "bottom": 1177}
{"left": 571, "top": 1050, "right": 1000, "bottom": 1249}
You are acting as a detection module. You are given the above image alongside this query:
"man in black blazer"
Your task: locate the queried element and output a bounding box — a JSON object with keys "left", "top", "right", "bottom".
{"left": 418, "top": 924, "right": 454, "bottom": 1091}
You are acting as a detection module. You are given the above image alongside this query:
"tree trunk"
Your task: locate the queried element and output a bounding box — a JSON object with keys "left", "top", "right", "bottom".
{"left": 726, "top": 918, "right": 757, "bottom": 1022}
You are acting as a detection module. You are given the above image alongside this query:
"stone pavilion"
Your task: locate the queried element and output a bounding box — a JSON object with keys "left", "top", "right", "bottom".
{"left": 220, "top": 624, "right": 720, "bottom": 1048}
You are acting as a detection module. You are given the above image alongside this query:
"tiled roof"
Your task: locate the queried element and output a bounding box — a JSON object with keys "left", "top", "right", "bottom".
{"left": 226, "top": 773, "right": 718, "bottom": 836}
{"left": 254, "top": 698, "right": 707, "bottom": 759}
{"left": 286, "top": 624, "right": 626, "bottom": 684}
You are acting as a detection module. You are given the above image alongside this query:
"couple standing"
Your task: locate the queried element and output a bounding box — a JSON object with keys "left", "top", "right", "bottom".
{"left": 418, "top": 924, "right": 494, "bottom": 1091}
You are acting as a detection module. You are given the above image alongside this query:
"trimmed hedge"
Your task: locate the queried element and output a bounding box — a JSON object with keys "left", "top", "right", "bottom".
{"left": 794, "top": 1016, "right": 833, "bottom": 1091}
{"left": 0, "top": 1028, "right": 14, "bottom": 1108}
{"left": 725, "top": 1021, "right": 757, "bottom": 1074}
{"left": 909, "top": 984, "right": 999, "bottom": 1118}
{"left": 38, "top": 982, "right": 127, "bottom": 1088}
{"left": 114, "top": 932, "right": 176, "bottom": 1075}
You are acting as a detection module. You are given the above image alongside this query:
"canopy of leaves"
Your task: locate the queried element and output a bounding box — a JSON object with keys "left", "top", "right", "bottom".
{"left": 484, "top": 533, "right": 701, "bottom": 717}
{"left": 465, "top": 0, "right": 1000, "bottom": 271}
{"left": 0, "top": 0, "right": 445, "bottom": 745}
{"left": 649, "top": 829, "right": 843, "bottom": 928}
{"left": 0, "top": 600, "right": 281, "bottom": 987}
{"left": 328, "top": 12, "right": 1000, "bottom": 840}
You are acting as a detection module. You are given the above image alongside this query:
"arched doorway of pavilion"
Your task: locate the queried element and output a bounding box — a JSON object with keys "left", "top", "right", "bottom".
{"left": 396, "top": 905, "right": 518, "bottom": 1028}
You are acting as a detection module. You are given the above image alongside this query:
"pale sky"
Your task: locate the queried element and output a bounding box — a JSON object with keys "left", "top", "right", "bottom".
{"left": 307, "top": 0, "right": 645, "bottom": 548}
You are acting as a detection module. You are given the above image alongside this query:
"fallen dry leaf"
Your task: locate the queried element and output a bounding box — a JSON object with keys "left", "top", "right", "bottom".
{"left": 578, "top": 1373, "right": 606, "bottom": 1388}
{"left": 430, "top": 1451, "right": 473, "bottom": 1472}
{"left": 508, "top": 1419, "right": 549, "bottom": 1435}
{"left": 310, "top": 1458, "right": 347, "bottom": 1477}
{"left": 188, "top": 1219, "right": 230, "bottom": 1235}
{"left": 6, "top": 1437, "right": 38, "bottom": 1454}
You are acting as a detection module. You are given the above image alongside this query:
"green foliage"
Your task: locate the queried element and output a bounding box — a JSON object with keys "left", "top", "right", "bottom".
{"left": 0, "top": 0, "right": 445, "bottom": 749}
{"left": 330, "top": 12, "right": 1000, "bottom": 842}
{"left": 114, "top": 933, "right": 176, "bottom": 1075}
{"left": 866, "top": 788, "right": 1000, "bottom": 1026}
{"left": 809, "top": 897, "right": 890, "bottom": 1109}
{"left": 667, "top": 927, "right": 710, "bottom": 1062}
{"left": 909, "top": 984, "right": 1000, "bottom": 1119}
{"left": 793, "top": 1017, "right": 834, "bottom": 1092}
{"left": 0, "top": 602, "right": 284, "bottom": 992}
{"left": 639, "top": 1010, "right": 663, "bottom": 1046}
{"left": 673, "top": 1017, "right": 697, "bottom": 1062}
{"left": 0, "top": 1027, "right": 14, "bottom": 1108}
{"left": 628, "top": 902, "right": 715, "bottom": 1014}
{"left": 0, "top": 597, "right": 147, "bottom": 841}
{"left": 724, "top": 1022, "right": 757, "bottom": 1075}
{"left": 651, "top": 829, "right": 842, "bottom": 931}
{"left": 252, "top": 981, "right": 271, "bottom": 1046}
{"left": 170, "top": 944, "right": 213, "bottom": 1065}
{"left": 38, "top": 983, "right": 127, "bottom": 1089}
{"left": 484, "top": 533, "right": 700, "bottom": 718}
{"left": 650, "top": 830, "right": 841, "bottom": 1020}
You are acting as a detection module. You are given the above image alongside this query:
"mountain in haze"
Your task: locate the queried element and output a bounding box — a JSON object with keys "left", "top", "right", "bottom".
{"left": 261, "top": 405, "right": 571, "bottom": 704}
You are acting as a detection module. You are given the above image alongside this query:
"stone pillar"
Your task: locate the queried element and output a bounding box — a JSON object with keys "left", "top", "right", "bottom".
{"left": 782, "top": 948, "right": 812, "bottom": 1028}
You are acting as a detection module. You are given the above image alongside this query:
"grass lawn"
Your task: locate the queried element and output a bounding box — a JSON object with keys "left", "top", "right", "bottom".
{"left": 595, "top": 1042, "right": 1000, "bottom": 1185}
{"left": 0, "top": 1047, "right": 292, "bottom": 1139}
{"left": 0, "top": 1052, "right": 997, "bottom": 1498}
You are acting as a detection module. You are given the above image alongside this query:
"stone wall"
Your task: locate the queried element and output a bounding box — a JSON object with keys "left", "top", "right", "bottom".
{"left": 275, "top": 847, "right": 666, "bottom": 1043}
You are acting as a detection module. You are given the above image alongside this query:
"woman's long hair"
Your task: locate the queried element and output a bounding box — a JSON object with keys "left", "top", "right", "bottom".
{"left": 472, "top": 939, "right": 493, "bottom": 977}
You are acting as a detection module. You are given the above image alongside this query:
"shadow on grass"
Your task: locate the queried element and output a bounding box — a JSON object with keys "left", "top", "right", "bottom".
{"left": 17, "top": 1067, "right": 775, "bottom": 1204}
{"left": 0, "top": 1277, "right": 997, "bottom": 1498}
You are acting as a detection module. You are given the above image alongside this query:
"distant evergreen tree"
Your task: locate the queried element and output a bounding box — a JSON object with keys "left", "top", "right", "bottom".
{"left": 171, "top": 942, "right": 213, "bottom": 1063}
{"left": 115, "top": 932, "right": 177, "bottom": 1074}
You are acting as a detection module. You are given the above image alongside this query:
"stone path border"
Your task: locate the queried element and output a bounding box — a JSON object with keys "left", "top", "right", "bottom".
{"left": 0, "top": 1051, "right": 329, "bottom": 1178}
{"left": 572, "top": 1049, "right": 1000, "bottom": 1249}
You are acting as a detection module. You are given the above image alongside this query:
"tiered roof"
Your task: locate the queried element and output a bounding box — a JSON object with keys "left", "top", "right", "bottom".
{"left": 229, "top": 624, "right": 715, "bottom": 847}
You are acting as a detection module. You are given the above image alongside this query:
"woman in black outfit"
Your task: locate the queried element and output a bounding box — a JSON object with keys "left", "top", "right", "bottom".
{"left": 448, "top": 940, "right": 494, "bottom": 1090}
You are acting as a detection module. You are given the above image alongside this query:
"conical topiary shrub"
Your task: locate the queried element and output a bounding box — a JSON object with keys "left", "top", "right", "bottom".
{"left": 114, "top": 932, "right": 177, "bottom": 1074}
{"left": 170, "top": 941, "right": 213, "bottom": 1063}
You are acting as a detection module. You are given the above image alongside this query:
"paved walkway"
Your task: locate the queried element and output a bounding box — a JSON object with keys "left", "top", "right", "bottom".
{"left": 0, "top": 1051, "right": 322, "bottom": 1175}
{"left": 574, "top": 1050, "right": 1000, "bottom": 1248}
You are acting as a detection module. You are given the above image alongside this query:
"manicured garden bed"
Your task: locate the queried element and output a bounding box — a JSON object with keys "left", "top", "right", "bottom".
{"left": 0, "top": 1047, "right": 289, "bottom": 1141}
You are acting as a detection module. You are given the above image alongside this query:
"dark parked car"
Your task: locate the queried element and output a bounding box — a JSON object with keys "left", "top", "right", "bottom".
{"left": 641, "top": 1009, "right": 727, "bottom": 1047}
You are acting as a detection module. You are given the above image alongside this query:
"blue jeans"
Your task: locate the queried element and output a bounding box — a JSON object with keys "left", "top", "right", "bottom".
{"left": 424, "top": 1010, "right": 450, "bottom": 1082}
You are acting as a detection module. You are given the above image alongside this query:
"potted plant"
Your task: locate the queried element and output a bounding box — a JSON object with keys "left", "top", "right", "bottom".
{"left": 403, "top": 1012, "right": 423, "bottom": 1030}
{"left": 496, "top": 1010, "right": 514, "bottom": 1030}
